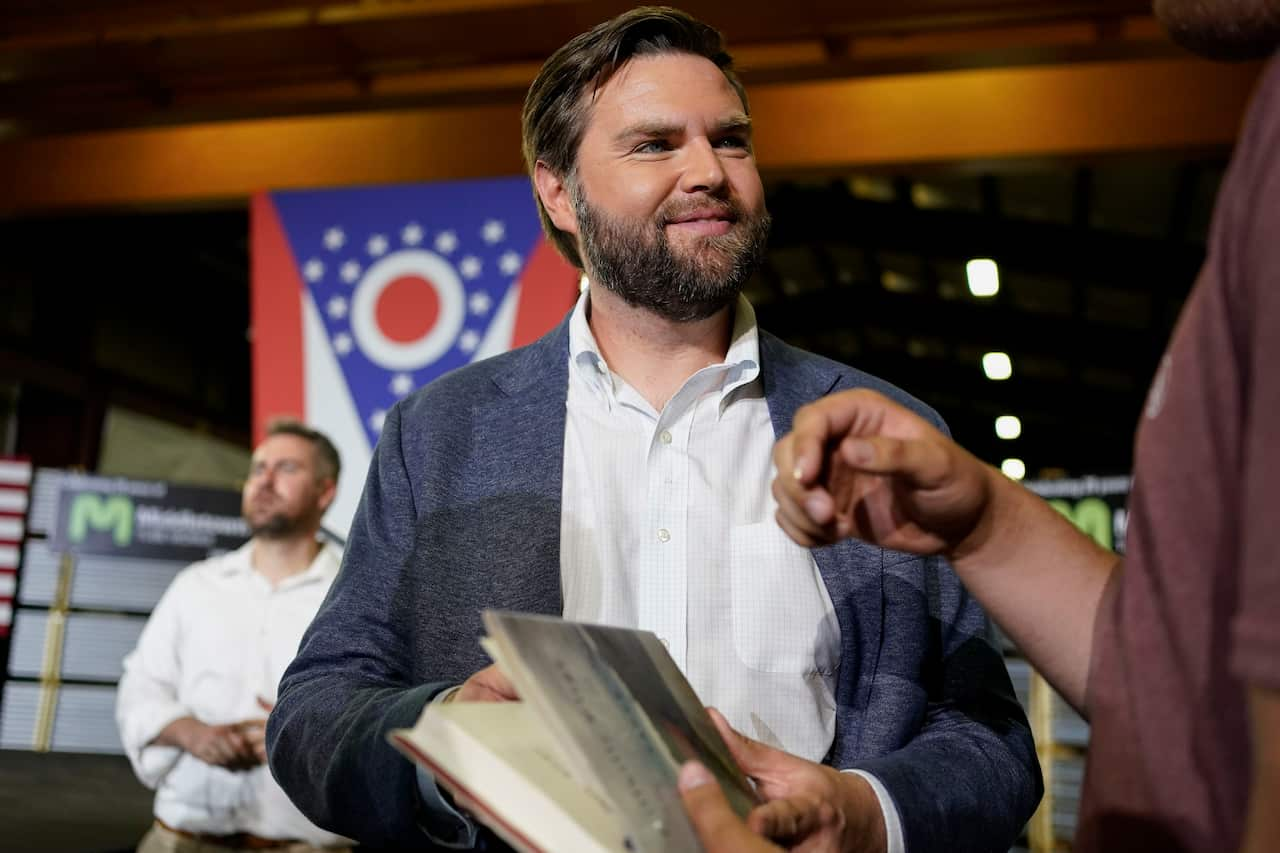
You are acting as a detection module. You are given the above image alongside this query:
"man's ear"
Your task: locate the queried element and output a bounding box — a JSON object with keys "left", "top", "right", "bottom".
{"left": 316, "top": 478, "right": 337, "bottom": 515}
{"left": 534, "top": 161, "right": 579, "bottom": 236}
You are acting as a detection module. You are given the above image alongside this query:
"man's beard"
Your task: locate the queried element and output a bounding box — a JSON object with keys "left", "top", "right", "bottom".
{"left": 247, "top": 512, "right": 307, "bottom": 539}
{"left": 243, "top": 494, "right": 313, "bottom": 540}
{"left": 573, "top": 185, "right": 771, "bottom": 323}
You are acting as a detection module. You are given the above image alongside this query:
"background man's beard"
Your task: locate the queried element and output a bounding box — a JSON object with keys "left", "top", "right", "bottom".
{"left": 246, "top": 510, "right": 310, "bottom": 539}
{"left": 573, "top": 190, "right": 771, "bottom": 323}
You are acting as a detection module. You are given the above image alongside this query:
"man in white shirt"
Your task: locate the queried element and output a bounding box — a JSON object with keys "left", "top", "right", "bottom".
{"left": 117, "top": 420, "right": 351, "bottom": 853}
{"left": 268, "top": 8, "right": 1040, "bottom": 852}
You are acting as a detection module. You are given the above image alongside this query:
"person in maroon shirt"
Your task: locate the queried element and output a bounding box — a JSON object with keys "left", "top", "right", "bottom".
{"left": 674, "top": 2, "right": 1280, "bottom": 852}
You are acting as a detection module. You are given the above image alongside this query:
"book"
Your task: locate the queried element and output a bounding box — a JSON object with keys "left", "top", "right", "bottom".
{"left": 388, "top": 611, "right": 759, "bottom": 853}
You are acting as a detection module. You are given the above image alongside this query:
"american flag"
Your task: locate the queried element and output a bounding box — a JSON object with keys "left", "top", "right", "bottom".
{"left": 0, "top": 457, "right": 32, "bottom": 636}
{"left": 251, "top": 177, "right": 579, "bottom": 537}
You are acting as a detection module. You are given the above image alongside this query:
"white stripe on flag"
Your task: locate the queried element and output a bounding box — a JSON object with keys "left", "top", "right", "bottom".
{"left": 0, "top": 572, "right": 14, "bottom": 598}
{"left": 0, "top": 517, "right": 23, "bottom": 541}
{"left": 472, "top": 283, "right": 520, "bottom": 362}
{"left": 0, "top": 544, "right": 16, "bottom": 568}
{"left": 0, "top": 459, "right": 32, "bottom": 487}
{"left": 0, "top": 489, "right": 28, "bottom": 513}
{"left": 0, "top": 601, "right": 11, "bottom": 627}
{"left": 303, "top": 290, "right": 372, "bottom": 540}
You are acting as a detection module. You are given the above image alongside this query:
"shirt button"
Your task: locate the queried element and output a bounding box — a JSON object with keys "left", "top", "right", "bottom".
{"left": 656, "top": 528, "right": 671, "bottom": 543}
{"left": 595, "top": 359, "right": 608, "bottom": 374}
{"left": 659, "top": 430, "right": 672, "bottom": 445}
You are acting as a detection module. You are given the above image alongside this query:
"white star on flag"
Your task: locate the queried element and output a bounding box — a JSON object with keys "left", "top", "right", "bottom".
{"left": 303, "top": 259, "right": 325, "bottom": 282}
{"left": 389, "top": 373, "right": 414, "bottom": 396}
{"left": 468, "top": 292, "right": 492, "bottom": 315}
{"left": 482, "top": 220, "right": 506, "bottom": 244}
{"left": 327, "top": 296, "right": 349, "bottom": 319}
{"left": 459, "top": 256, "right": 482, "bottom": 279}
{"left": 499, "top": 251, "right": 522, "bottom": 276}
{"left": 402, "top": 223, "right": 424, "bottom": 246}
{"left": 367, "top": 234, "right": 389, "bottom": 257}
{"left": 435, "top": 231, "right": 458, "bottom": 254}
{"left": 369, "top": 409, "right": 387, "bottom": 432}
{"left": 458, "top": 330, "right": 480, "bottom": 353}
{"left": 324, "top": 227, "right": 346, "bottom": 251}
{"left": 333, "top": 332, "right": 353, "bottom": 355}
{"left": 340, "top": 260, "right": 362, "bottom": 284}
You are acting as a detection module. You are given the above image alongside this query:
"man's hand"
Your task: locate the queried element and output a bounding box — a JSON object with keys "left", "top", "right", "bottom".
{"left": 696, "top": 708, "right": 887, "bottom": 853}
{"left": 775, "top": 388, "right": 1115, "bottom": 712}
{"left": 454, "top": 664, "right": 519, "bottom": 702}
{"left": 158, "top": 716, "right": 267, "bottom": 770}
{"left": 678, "top": 761, "right": 785, "bottom": 852}
{"left": 772, "top": 389, "right": 994, "bottom": 559}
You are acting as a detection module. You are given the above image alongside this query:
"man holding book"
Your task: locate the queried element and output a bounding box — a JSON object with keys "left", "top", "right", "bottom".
{"left": 267, "top": 8, "right": 1041, "bottom": 852}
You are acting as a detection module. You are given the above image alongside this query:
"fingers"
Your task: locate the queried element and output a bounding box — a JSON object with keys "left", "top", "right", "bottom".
{"left": 748, "top": 796, "right": 831, "bottom": 843}
{"left": 457, "top": 664, "right": 520, "bottom": 702}
{"left": 678, "top": 762, "right": 780, "bottom": 853}
{"left": 705, "top": 708, "right": 784, "bottom": 781}
{"left": 240, "top": 721, "right": 268, "bottom": 764}
{"left": 257, "top": 696, "right": 275, "bottom": 713}
{"left": 840, "top": 434, "right": 952, "bottom": 489}
{"left": 772, "top": 476, "right": 838, "bottom": 547}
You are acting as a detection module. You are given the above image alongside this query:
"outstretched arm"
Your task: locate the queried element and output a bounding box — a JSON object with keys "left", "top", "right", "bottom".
{"left": 772, "top": 388, "right": 1115, "bottom": 714}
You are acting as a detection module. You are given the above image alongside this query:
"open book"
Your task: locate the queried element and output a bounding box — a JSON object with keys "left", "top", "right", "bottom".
{"left": 388, "top": 611, "right": 759, "bottom": 853}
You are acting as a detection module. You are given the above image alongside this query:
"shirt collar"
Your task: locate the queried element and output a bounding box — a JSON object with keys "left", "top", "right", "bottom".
{"left": 212, "top": 539, "right": 341, "bottom": 589}
{"left": 567, "top": 290, "right": 762, "bottom": 410}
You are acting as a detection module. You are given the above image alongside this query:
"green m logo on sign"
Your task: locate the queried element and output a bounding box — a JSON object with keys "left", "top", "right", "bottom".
{"left": 1048, "top": 497, "right": 1113, "bottom": 551}
{"left": 67, "top": 493, "right": 135, "bottom": 547}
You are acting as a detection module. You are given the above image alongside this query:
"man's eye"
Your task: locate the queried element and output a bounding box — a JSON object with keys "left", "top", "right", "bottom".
{"left": 633, "top": 140, "right": 670, "bottom": 154}
{"left": 715, "top": 135, "right": 749, "bottom": 150}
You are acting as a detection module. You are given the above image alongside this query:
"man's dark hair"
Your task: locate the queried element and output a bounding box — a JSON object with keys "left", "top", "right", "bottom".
{"left": 521, "top": 6, "right": 748, "bottom": 269}
{"left": 265, "top": 418, "right": 341, "bottom": 484}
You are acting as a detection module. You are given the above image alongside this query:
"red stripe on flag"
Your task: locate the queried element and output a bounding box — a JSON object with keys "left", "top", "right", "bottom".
{"left": 251, "top": 193, "right": 307, "bottom": 444}
{"left": 511, "top": 237, "right": 581, "bottom": 348}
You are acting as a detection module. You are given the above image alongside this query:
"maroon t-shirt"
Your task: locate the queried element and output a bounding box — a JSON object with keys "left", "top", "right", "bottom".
{"left": 1077, "top": 54, "right": 1280, "bottom": 853}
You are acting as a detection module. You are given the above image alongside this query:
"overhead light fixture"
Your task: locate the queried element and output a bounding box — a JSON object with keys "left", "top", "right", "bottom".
{"left": 966, "top": 258, "right": 999, "bottom": 297}
{"left": 1001, "top": 458, "right": 1027, "bottom": 480}
{"left": 982, "top": 352, "right": 1013, "bottom": 380}
{"left": 995, "top": 415, "right": 1022, "bottom": 440}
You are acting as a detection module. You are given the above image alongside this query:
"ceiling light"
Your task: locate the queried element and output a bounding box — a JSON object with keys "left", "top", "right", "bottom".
{"left": 982, "top": 352, "right": 1012, "bottom": 380}
{"left": 995, "top": 415, "right": 1022, "bottom": 440}
{"left": 1001, "top": 458, "right": 1026, "bottom": 480}
{"left": 966, "top": 258, "right": 999, "bottom": 297}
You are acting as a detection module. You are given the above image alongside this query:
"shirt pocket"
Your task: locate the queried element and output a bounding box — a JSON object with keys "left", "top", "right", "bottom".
{"left": 729, "top": 521, "right": 840, "bottom": 675}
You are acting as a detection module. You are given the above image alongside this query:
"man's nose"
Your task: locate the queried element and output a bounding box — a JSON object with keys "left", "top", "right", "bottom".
{"left": 678, "top": 138, "right": 727, "bottom": 195}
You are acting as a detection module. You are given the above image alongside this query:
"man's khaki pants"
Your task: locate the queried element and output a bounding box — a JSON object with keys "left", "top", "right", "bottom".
{"left": 137, "top": 821, "right": 352, "bottom": 853}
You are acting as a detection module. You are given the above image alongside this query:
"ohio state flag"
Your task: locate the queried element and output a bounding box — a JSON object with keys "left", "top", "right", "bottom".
{"left": 251, "top": 177, "right": 580, "bottom": 538}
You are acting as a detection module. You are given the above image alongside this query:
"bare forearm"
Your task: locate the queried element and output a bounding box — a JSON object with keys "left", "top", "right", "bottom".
{"left": 951, "top": 467, "right": 1117, "bottom": 716}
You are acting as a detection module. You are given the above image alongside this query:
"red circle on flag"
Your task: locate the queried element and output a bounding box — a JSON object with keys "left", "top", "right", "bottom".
{"left": 375, "top": 275, "right": 440, "bottom": 343}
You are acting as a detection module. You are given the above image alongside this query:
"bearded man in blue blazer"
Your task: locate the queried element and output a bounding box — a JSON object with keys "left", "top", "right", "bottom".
{"left": 267, "top": 8, "right": 1040, "bottom": 852}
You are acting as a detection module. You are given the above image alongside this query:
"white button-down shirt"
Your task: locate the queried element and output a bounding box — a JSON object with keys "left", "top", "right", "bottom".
{"left": 116, "top": 541, "right": 349, "bottom": 847}
{"left": 559, "top": 293, "right": 904, "bottom": 851}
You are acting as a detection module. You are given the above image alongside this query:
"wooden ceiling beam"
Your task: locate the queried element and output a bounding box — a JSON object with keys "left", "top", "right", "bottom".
{"left": 0, "top": 55, "right": 1260, "bottom": 214}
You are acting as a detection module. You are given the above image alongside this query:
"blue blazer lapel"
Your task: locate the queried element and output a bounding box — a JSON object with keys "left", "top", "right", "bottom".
{"left": 471, "top": 315, "right": 572, "bottom": 616}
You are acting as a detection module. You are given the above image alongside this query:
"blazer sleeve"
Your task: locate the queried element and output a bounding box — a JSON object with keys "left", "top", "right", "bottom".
{"left": 266, "top": 402, "right": 457, "bottom": 847}
{"left": 850, "top": 552, "right": 1043, "bottom": 853}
